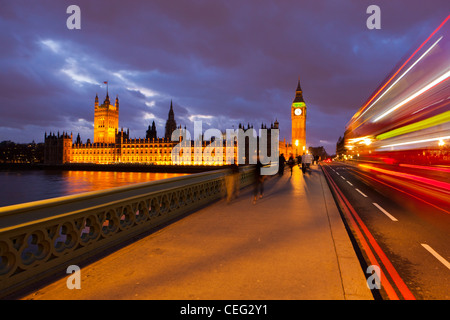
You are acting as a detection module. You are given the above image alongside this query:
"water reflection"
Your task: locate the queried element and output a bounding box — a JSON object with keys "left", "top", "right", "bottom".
{"left": 0, "top": 170, "right": 187, "bottom": 207}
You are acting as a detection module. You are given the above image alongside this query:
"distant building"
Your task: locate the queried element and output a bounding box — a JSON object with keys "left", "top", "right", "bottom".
{"left": 0, "top": 140, "right": 44, "bottom": 163}
{"left": 44, "top": 92, "right": 279, "bottom": 166}
{"left": 336, "top": 136, "right": 346, "bottom": 158}
{"left": 291, "top": 79, "right": 307, "bottom": 156}
{"left": 94, "top": 92, "right": 119, "bottom": 144}
{"left": 44, "top": 132, "right": 72, "bottom": 165}
{"left": 308, "top": 146, "right": 328, "bottom": 160}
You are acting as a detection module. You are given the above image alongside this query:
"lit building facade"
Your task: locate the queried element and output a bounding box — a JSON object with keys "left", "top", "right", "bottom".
{"left": 93, "top": 92, "right": 119, "bottom": 144}
{"left": 44, "top": 93, "right": 280, "bottom": 166}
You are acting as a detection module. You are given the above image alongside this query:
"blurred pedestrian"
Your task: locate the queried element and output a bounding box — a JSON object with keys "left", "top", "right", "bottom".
{"left": 253, "top": 161, "right": 264, "bottom": 204}
{"left": 278, "top": 153, "right": 286, "bottom": 176}
{"left": 288, "top": 154, "right": 295, "bottom": 176}
{"left": 301, "top": 152, "right": 313, "bottom": 173}
{"left": 297, "top": 154, "right": 302, "bottom": 167}
{"left": 226, "top": 164, "right": 240, "bottom": 203}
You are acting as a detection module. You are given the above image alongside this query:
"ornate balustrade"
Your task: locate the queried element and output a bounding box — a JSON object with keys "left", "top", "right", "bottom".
{"left": 0, "top": 166, "right": 255, "bottom": 298}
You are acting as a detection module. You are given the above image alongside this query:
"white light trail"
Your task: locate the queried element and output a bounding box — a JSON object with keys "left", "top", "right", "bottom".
{"left": 373, "top": 70, "right": 450, "bottom": 122}
{"left": 358, "top": 36, "right": 443, "bottom": 120}
{"left": 379, "top": 136, "right": 450, "bottom": 148}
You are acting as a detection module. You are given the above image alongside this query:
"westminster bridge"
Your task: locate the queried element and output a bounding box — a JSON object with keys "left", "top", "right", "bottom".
{"left": 0, "top": 164, "right": 373, "bottom": 300}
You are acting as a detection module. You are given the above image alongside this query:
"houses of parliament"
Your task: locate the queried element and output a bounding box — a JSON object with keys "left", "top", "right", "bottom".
{"left": 44, "top": 81, "right": 307, "bottom": 166}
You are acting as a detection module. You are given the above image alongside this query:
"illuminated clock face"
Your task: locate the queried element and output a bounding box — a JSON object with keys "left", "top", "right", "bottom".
{"left": 294, "top": 108, "right": 302, "bottom": 116}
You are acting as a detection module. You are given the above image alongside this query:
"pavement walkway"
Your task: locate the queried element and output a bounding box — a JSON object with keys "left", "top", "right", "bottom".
{"left": 22, "top": 164, "right": 373, "bottom": 300}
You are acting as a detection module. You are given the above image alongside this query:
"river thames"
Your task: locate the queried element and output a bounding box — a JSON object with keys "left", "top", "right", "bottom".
{"left": 0, "top": 170, "right": 187, "bottom": 207}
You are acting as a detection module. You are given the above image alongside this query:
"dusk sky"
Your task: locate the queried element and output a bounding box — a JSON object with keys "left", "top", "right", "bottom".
{"left": 1, "top": 0, "right": 449, "bottom": 154}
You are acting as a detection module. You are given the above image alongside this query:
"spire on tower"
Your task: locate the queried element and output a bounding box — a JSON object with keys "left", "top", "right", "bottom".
{"left": 165, "top": 100, "right": 177, "bottom": 139}
{"left": 103, "top": 81, "right": 110, "bottom": 105}
{"left": 293, "top": 77, "right": 305, "bottom": 103}
{"left": 296, "top": 78, "right": 302, "bottom": 92}
{"left": 168, "top": 100, "right": 174, "bottom": 118}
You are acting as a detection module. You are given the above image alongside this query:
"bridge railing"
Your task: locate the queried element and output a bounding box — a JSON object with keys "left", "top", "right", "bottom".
{"left": 0, "top": 166, "right": 255, "bottom": 298}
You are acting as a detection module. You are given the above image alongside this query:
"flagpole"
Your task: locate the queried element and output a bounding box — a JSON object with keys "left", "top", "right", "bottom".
{"left": 103, "top": 81, "right": 109, "bottom": 97}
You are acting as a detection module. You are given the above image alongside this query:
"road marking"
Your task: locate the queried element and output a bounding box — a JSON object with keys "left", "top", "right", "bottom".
{"left": 341, "top": 175, "right": 346, "bottom": 180}
{"left": 321, "top": 166, "right": 414, "bottom": 300}
{"left": 347, "top": 181, "right": 353, "bottom": 186}
{"left": 355, "top": 188, "right": 368, "bottom": 197}
{"left": 373, "top": 203, "right": 398, "bottom": 222}
{"left": 421, "top": 244, "right": 450, "bottom": 270}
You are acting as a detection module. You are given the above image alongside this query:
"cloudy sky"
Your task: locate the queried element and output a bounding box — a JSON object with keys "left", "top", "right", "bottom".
{"left": 0, "top": 0, "right": 448, "bottom": 154}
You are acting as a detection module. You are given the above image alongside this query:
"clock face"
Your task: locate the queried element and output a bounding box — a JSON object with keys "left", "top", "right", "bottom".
{"left": 294, "top": 108, "right": 302, "bottom": 116}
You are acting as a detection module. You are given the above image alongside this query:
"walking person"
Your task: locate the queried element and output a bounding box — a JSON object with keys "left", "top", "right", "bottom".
{"left": 288, "top": 154, "right": 295, "bottom": 176}
{"left": 301, "top": 152, "right": 313, "bottom": 173}
{"left": 297, "top": 154, "right": 302, "bottom": 168}
{"left": 253, "top": 161, "right": 264, "bottom": 204}
{"left": 278, "top": 153, "right": 286, "bottom": 176}
{"left": 226, "top": 164, "right": 240, "bottom": 203}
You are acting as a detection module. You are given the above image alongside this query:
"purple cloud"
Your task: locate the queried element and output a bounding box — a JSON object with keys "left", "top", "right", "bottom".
{"left": 0, "top": 0, "right": 448, "bottom": 154}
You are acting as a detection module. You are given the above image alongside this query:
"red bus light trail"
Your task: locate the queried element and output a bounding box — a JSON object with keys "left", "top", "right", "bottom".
{"left": 358, "top": 164, "right": 450, "bottom": 193}
{"left": 351, "top": 14, "right": 450, "bottom": 121}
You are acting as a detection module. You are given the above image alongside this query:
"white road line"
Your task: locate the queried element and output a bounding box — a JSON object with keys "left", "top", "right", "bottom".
{"left": 355, "top": 188, "right": 368, "bottom": 197}
{"left": 421, "top": 244, "right": 450, "bottom": 270}
{"left": 346, "top": 181, "right": 353, "bottom": 186}
{"left": 341, "top": 175, "right": 346, "bottom": 180}
{"left": 372, "top": 202, "right": 398, "bottom": 222}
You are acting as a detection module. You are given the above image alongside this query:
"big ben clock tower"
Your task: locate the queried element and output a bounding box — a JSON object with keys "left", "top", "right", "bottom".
{"left": 291, "top": 79, "right": 307, "bottom": 156}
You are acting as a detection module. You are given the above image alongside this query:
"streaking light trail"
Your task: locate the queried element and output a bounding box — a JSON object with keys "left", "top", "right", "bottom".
{"left": 399, "top": 164, "right": 450, "bottom": 173}
{"left": 373, "top": 70, "right": 450, "bottom": 122}
{"left": 343, "top": 14, "right": 449, "bottom": 167}
{"left": 358, "top": 164, "right": 450, "bottom": 192}
{"left": 350, "top": 14, "right": 450, "bottom": 122}
{"left": 379, "top": 136, "right": 450, "bottom": 149}
{"left": 357, "top": 36, "right": 443, "bottom": 121}
{"left": 376, "top": 111, "right": 450, "bottom": 140}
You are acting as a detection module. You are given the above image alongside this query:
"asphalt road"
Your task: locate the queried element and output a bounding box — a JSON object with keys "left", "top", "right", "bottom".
{"left": 321, "top": 161, "right": 450, "bottom": 300}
